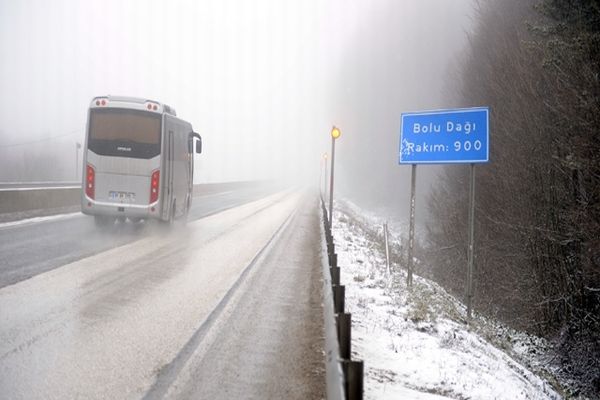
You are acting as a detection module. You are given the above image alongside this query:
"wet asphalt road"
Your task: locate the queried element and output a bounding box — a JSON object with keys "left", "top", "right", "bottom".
{"left": 0, "top": 183, "right": 281, "bottom": 289}
{"left": 0, "top": 187, "right": 326, "bottom": 399}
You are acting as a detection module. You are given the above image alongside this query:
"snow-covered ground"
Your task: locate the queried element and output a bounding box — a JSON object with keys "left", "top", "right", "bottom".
{"left": 331, "top": 201, "right": 564, "bottom": 400}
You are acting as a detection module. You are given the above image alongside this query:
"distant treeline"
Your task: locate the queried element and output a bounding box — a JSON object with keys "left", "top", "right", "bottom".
{"left": 426, "top": 0, "right": 599, "bottom": 396}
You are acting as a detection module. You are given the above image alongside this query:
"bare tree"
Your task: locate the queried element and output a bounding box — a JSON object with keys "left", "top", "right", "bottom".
{"left": 426, "top": 0, "right": 599, "bottom": 395}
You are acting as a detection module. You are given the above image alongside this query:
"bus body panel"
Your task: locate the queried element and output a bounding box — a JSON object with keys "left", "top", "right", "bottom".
{"left": 81, "top": 152, "right": 160, "bottom": 219}
{"left": 160, "top": 115, "right": 194, "bottom": 221}
{"left": 86, "top": 151, "right": 159, "bottom": 205}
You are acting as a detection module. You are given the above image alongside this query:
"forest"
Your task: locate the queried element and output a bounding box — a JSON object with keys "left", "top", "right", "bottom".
{"left": 426, "top": 0, "right": 599, "bottom": 396}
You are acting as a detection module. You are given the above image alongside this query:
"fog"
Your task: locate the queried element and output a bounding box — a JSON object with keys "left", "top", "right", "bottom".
{"left": 0, "top": 0, "right": 474, "bottom": 223}
{"left": 329, "top": 1, "right": 474, "bottom": 226}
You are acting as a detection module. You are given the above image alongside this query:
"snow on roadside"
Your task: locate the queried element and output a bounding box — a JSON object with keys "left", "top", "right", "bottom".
{"left": 331, "top": 203, "right": 563, "bottom": 400}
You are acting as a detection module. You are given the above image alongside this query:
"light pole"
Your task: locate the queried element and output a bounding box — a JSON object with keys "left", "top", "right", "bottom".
{"left": 328, "top": 126, "right": 341, "bottom": 229}
{"left": 321, "top": 153, "right": 328, "bottom": 202}
{"left": 75, "top": 142, "right": 81, "bottom": 181}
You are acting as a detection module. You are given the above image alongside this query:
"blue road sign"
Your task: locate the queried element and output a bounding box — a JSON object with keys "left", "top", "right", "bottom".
{"left": 399, "top": 107, "right": 489, "bottom": 164}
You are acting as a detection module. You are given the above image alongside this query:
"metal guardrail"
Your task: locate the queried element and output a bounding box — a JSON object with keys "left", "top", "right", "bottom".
{"left": 0, "top": 187, "right": 81, "bottom": 214}
{"left": 321, "top": 205, "right": 346, "bottom": 400}
{"left": 0, "top": 181, "right": 264, "bottom": 216}
{"left": 321, "top": 196, "right": 364, "bottom": 400}
{"left": 0, "top": 180, "right": 263, "bottom": 192}
{"left": 0, "top": 181, "right": 81, "bottom": 190}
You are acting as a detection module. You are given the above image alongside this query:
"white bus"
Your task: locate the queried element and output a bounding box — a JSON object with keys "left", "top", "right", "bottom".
{"left": 81, "top": 96, "right": 202, "bottom": 226}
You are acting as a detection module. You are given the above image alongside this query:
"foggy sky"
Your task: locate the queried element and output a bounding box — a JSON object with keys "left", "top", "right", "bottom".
{"left": 0, "top": 0, "right": 475, "bottom": 226}
{"left": 0, "top": 0, "right": 339, "bottom": 182}
{"left": 330, "top": 1, "right": 475, "bottom": 226}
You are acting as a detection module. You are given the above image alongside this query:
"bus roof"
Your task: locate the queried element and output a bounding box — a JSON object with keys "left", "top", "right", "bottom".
{"left": 90, "top": 96, "right": 177, "bottom": 116}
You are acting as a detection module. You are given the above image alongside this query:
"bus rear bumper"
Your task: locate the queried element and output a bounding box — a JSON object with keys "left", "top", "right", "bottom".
{"left": 81, "top": 199, "right": 160, "bottom": 219}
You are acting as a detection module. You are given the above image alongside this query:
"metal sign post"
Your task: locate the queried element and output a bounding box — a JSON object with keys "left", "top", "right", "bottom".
{"left": 384, "top": 222, "right": 391, "bottom": 277}
{"left": 399, "top": 107, "right": 489, "bottom": 317}
{"left": 407, "top": 164, "right": 416, "bottom": 286}
{"left": 466, "top": 163, "right": 476, "bottom": 318}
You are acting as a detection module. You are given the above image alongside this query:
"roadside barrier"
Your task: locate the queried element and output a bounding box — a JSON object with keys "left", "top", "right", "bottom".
{"left": 0, "top": 181, "right": 265, "bottom": 216}
{"left": 321, "top": 196, "right": 364, "bottom": 400}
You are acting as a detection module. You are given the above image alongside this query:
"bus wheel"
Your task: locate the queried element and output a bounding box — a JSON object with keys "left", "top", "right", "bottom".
{"left": 177, "top": 197, "right": 189, "bottom": 226}
{"left": 170, "top": 201, "right": 176, "bottom": 224}
{"left": 94, "top": 215, "right": 114, "bottom": 228}
{"left": 184, "top": 195, "right": 191, "bottom": 221}
{"left": 159, "top": 202, "right": 175, "bottom": 227}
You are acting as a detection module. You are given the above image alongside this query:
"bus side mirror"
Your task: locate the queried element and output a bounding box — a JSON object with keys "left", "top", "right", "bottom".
{"left": 191, "top": 132, "right": 202, "bottom": 154}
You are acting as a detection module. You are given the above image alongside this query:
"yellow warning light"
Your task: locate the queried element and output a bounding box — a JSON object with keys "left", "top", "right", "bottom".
{"left": 331, "top": 126, "right": 341, "bottom": 139}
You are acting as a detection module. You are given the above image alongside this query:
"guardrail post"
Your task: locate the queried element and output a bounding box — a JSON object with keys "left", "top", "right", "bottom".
{"left": 336, "top": 312, "right": 351, "bottom": 359}
{"left": 328, "top": 245, "right": 335, "bottom": 260}
{"left": 333, "top": 285, "right": 345, "bottom": 314}
{"left": 329, "top": 252, "right": 337, "bottom": 267}
{"left": 330, "top": 266, "right": 340, "bottom": 286}
{"left": 343, "top": 360, "right": 364, "bottom": 400}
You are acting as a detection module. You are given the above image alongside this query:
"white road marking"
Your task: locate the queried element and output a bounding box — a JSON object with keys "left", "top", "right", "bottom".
{"left": 0, "top": 212, "right": 82, "bottom": 229}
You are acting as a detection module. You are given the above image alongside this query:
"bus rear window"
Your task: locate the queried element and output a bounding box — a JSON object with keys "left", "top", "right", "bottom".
{"left": 88, "top": 109, "right": 161, "bottom": 159}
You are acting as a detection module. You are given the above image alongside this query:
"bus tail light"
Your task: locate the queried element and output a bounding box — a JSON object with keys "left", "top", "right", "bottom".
{"left": 150, "top": 170, "right": 160, "bottom": 203}
{"left": 86, "top": 164, "right": 95, "bottom": 199}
